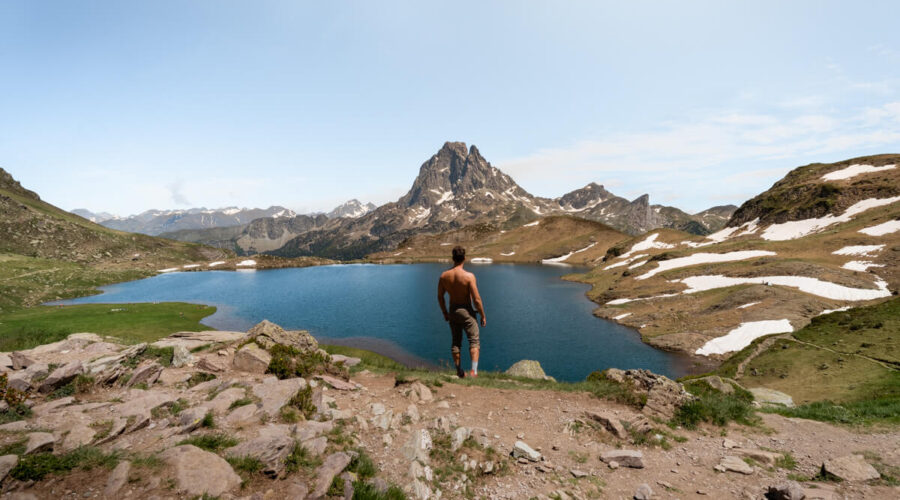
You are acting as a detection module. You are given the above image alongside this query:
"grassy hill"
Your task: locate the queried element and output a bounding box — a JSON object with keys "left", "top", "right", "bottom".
{"left": 0, "top": 167, "right": 231, "bottom": 315}
{"left": 368, "top": 215, "right": 630, "bottom": 265}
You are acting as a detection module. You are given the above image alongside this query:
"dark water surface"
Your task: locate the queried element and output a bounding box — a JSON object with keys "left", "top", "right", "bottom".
{"left": 58, "top": 264, "right": 693, "bottom": 381}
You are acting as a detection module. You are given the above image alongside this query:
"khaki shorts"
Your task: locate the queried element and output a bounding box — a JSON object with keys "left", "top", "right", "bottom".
{"left": 449, "top": 306, "right": 480, "bottom": 355}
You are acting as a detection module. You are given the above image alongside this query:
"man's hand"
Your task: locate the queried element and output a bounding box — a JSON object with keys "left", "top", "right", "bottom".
{"left": 480, "top": 316, "right": 486, "bottom": 327}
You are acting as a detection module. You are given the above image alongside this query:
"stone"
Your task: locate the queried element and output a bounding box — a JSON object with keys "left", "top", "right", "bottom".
{"left": 197, "top": 356, "right": 227, "bottom": 372}
{"left": 599, "top": 450, "right": 643, "bottom": 469}
{"left": 0, "top": 353, "right": 10, "bottom": 369}
{"left": 749, "top": 387, "right": 795, "bottom": 407}
{"left": 511, "top": 440, "right": 541, "bottom": 462}
{"left": 24, "top": 432, "right": 55, "bottom": 454}
{"left": 585, "top": 410, "right": 628, "bottom": 439}
{"left": 405, "top": 404, "right": 421, "bottom": 424}
{"left": 409, "top": 478, "right": 433, "bottom": 500}
{"left": 402, "top": 429, "right": 433, "bottom": 463}
{"left": 505, "top": 360, "right": 555, "bottom": 381}
{"left": 718, "top": 455, "right": 754, "bottom": 475}
{"left": 570, "top": 469, "right": 588, "bottom": 478}
{"left": 114, "top": 391, "right": 176, "bottom": 417}
{"left": 697, "top": 375, "right": 735, "bottom": 394}
{"left": 171, "top": 344, "right": 194, "bottom": 368}
{"left": 226, "top": 434, "right": 295, "bottom": 477}
{"left": 38, "top": 360, "right": 83, "bottom": 393}
{"left": 95, "top": 418, "right": 127, "bottom": 445}
{"left": 330, "top": 354, "right": 361, "bottom": 367}
{"left": 302, "top": 436, "right": 328, "bottom": 456}
{"left": 765, "top": 481, "right": 806, "bottom": 500}
{"left": 370, "top": 403, "right": 386, "bottom": 415}
{"left": 31, "top": 396, "right": 75, "bottom": 415}
{"left": 608, "top": 461, "right": 619, "bottom": 470}
{"left": 104, "top": 460, "right": 131, "bottom": 497}
{"left": 10, "top": 351, "right": 35, "bottom": 370}
{"left": 634, "top": 483, "right": 653, "bottom": 500}
{"left": 0, "top": 455, "right": 18, "bottom": 482}
{"left": 126, "top": 361, "right": 162, "bottom": 388}
{"left": 251, "top": 377, "right": 307, "bottom": 417}
{"left": 821, "top": 454, "right": 880, "bottom": 482}
{"left": 225, "top": 402, "right": 262, "bottom": 427}
{"left": 734, "top": 448, "right": 783, "bottom": 467}
{"left": 61, "top": 424, "right": 96, "bottom": 451}
{"left": 285, "top": 480, "right": 309, "bottom": 499}
{"left": 723, "top": 438, "right": 739, "bottom": 449}
{"left": 247, "top": 320, "right": 319, "bottom": 353}
{"left": 178, "top": 406, "right": 211, "bottom": 433}
{"left": 451, "top": 426, "right": 469, "bottom": 451}
{"left": 161, "top": 445, "right": 242, "bottom": 497}
{"left": 310, "top": 452, "right": 351, "bottom": 499}
{"left": 316, "top": 374, "right": 356, "bottom": 391}
{"left": 206, "top": 387, "right": 248, "bottom": 414}
{"left": 406, "top": 381, "right": 433, "bottom": 403}
{"left": 296, "top": 420, "right": 334, "bottom": 441}
{"left": 233, "top": 343, "right": 272, "bottom": 374}
{"left": 373, "top": 410, "right": 394, "bottom": 431}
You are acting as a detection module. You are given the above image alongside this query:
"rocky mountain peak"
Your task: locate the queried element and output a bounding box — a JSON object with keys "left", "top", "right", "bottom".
{"left": 558, "top": 182, "right": 613, "bottom": 210}
{"left": 402, "top": 142, "right": 525, "bottom": 208}
{"left": 326, "top": 199, "right": 376, "bottom": 219}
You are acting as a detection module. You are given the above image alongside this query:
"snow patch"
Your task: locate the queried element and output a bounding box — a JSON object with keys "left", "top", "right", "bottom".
{"left": 761, "top": 196, "right": 900, "bottom": 241}
{"left": 628, "top": 260, "right": 649, "bottom": 269}
{"left": 832, "top": 244, "right": 885, "bottom": 257}
{"left": 500, "top": 251, "right": 516, "bottom": 256}
{"left": 842, "top": 261, "right": 885, "bottom": 272}
{"left": 817, "top": 306, "right": 851, "bottom": 316}
{"left": 182, "top": 264, "right": 200, "bottom": 269}
{"left": 859, "top": 220, "right": 900, "bottom": 236}
{"left": 617, "top": 233, "right": 674, "bottom": 260}
{"left": 604, "top": 254, "right": 648, "bottom": 270}
{"left": 523, "top": 220, "right": 540, "bottom": 227}
{"left": 435, "top": 191, "right": 454, "bottom": 205}
{"left": 676, "top": 275, "right": 890, "bottom": 301}
{"left": 606, "top": 293, "right": 679, "bottom": 305}
{"left": 821, "top": 164, "right": 895, "bottom": 181}
{"left": 236, "top": 260, "right": 257, "bottom": 267}
{"left": 695, "top": 320, "right": 794, "bottom": 356}
{"left": 737, "top": 302, "right": 760, "bottom": 309}
{"left": 208, "top": 261, "right": 225, "bottom": 267}
{"left": 158, "top": 268, "right": 179, "bottom": 273}
{"left": 636, "top": 250, "right": 776, "bottom": 280}
{"left": 613, "top": 313, "right": 632, "bottom": 320}
{"left": 541, "top": 242, "right": 597, "bottom": 264}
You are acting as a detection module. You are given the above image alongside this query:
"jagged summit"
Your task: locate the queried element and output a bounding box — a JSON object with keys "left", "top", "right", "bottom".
{"left": 326, "top": 199, "right": 376, "bottom": 219}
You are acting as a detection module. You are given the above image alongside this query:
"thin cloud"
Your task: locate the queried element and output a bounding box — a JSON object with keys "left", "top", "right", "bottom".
{"left": 166, "top": 180, "right": 191, "bottom": 206}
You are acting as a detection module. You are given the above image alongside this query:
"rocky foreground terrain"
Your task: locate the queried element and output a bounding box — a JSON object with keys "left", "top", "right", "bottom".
{"left": 0, "top": 321, "right": 896, "bottom": 499}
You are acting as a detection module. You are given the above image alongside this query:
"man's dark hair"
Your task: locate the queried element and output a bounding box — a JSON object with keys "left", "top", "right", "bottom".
{"left": 451, "top": 246, "right": 466, "bottom": 264}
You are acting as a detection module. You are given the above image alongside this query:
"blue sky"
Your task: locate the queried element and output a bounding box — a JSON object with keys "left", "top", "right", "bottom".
{"left": 1, "top": 1, "right": 899, "bottom": 215}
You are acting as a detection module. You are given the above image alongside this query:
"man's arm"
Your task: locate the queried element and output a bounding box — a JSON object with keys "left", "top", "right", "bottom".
{"left": 469, "top": 275, "right": 486, "bottom": 327}
{"left": 437, "top": 277, "right": 449, "bottom": 321}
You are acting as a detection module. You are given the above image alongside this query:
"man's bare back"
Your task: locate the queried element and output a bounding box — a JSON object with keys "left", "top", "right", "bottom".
{"left": 437, "top": 246, "right": 486, "bottom": 378}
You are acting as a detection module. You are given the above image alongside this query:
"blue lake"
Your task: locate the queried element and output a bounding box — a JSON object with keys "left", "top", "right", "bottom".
{"left": 58, "top": 264, "right": 695, "bottom": 381}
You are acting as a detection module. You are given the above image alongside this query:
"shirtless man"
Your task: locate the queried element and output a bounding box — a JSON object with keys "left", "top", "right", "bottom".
{"left": 437, "top": 246, "right": 486, "bottom": 378}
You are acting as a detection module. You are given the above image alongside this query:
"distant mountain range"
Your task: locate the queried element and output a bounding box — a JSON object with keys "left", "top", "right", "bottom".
{"left": 72, "top": 199, "right": 377, "bottom": 237}
{"left": 162, "top": 142, "right": 735, "bottom": 259}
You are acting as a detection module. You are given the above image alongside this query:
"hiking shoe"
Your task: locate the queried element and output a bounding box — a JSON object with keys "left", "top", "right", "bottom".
{"left": 468, "top": 370, "right": 478, "bottom": 378}
{"left": 456, "top": 367, "right": 466, "bottom": 378}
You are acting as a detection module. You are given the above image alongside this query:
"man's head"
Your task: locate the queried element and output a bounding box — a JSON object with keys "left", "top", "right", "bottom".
{"left": 452, "top": 246, "right": 466, "bottom": 265}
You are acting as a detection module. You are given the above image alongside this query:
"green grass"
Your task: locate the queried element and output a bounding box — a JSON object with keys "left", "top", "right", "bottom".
{"left": 320, "top": 344, "right": 406, "bottom": 372}
{"left": 672, "top": 379, "right": 758, "bottom": 429}
{"left": 226, "top": 455, "right": 264, "bottom": 474}
{"left": 762, "top": 397, "right": 900, "bottom": 426}
{"left": 0, "top": 302, "right": 215, "bottom": 351}
{"left": 350, "top": 482, "right": 408, "bottom": 500}
{"left": 285, "top": 442, "right": 321, "bottom": 472}
{"left": 176, "top": 433, "right": 238, "bottom": 452}
{"left": 10, "top": 446, "right": 119, "bottom": 481}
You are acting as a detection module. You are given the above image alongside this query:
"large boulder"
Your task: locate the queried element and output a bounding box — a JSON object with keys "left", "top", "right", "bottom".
{"left": 749, "top": 388, "right": 795, "bottom": 407}
{"left": 251, "top": 377, "right": 307, "bottom": 417}
{"left": 160, "top": 445, "right": 242, "bottom": 497}
{"left": 597, "top": 368, "right": 694, "bottom": 420}
{"left": 599, "top": 449, "right": 643, "bottom": 468}
{"left": 584, "top": 410, "right": 628, "bottom": 440}
{"left": 822, "top": 455, "right": 880, "bottom": 482}
{"left": 309, "top": 452, "right": 351, "bottom": 499}
{"left": 225, "top": 434, "right": 294, "bottom": 478}
{"left": 505, "top": 360, "right": 555, "bottom": 381}
{"left": 125, "top": 361, "right": 162, "bottom": 388}
{"left": 233, "top": 344, "right": 272, "bottom": 374}
{"left": 38, "top": 360, "right": 83, "bottom": 393}
{"left": 247, "top": 320, "right": 318, "bottom": 353}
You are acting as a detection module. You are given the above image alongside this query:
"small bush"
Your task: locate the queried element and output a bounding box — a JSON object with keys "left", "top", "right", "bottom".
{"left": 47, "top": 382, "right": 75, "bottom": 400}
{"left": 267, "top": 344, "right": 332, "bottom": 379}
{"left": 228, "top": 398, "right": 254, "bottom": 410}
{"left": 0, "top": 439, "right": 26, "bottom": 456}
{"left": 285, "top": 442, "right": 321, "bottom": 472}
{"left": 226, "top": 455, "right": 264, "bottom": 474}
{"left": 349, "top": 449, "right": 376, "bottom": 480}
{"left": 287, "top": 385, "right": 316, "bottom": 420}
{"left": 672, "top": 380, "right": 757, "bottom": 429}
{"left": 11, "top": 446, "right": 119, "bottom": 481}
{"left": 200, "top": 412, "right": 215, "bottom": 429}
{"left": 0, "top": 373, "right": 27, "bottom": 407}
{"left": 0, "top": 403, "right": 32, "bottom": 425}
{"left": 177, "top": 433, "right": 238, "bottom": 452}
{"left": 351, "top": 482, "right": 408, "bottom": 500}
{"left": 186, "top": 372, "right": 216, "bottom": 388}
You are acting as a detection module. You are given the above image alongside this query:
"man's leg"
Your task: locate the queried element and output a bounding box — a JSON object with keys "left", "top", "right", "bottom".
{"left": 466, "top": 312, "right": 480, "bottom": 377}
{"left": 469, "top": 346, "right": 479, "bottom": 376}
{"left": 450, "top": 321, "right": 465, "bottom": 378}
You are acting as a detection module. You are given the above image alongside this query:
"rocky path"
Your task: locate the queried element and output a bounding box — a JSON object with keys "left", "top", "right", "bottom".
{"left": 0, "top": 323, "right": 896, "bottom": 499}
